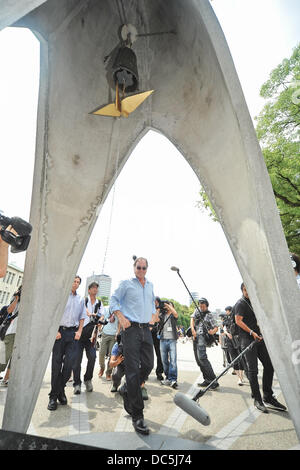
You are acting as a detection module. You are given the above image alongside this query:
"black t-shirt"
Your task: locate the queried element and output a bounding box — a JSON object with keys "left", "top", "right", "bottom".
{"left": 234, "top": 296, "right": 261, "bottom": 337}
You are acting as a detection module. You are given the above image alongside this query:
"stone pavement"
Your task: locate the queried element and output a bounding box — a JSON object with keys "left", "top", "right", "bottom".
{"left": 0, "top": 339, "right": 299, "bottom": 450}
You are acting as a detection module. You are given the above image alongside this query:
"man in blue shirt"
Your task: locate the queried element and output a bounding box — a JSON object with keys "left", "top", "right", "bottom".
{"left": 110, "top": 256, "right": 156, "bottom": 435}
{"left": 48, "top": 276, "right": 86, "bottom": 411}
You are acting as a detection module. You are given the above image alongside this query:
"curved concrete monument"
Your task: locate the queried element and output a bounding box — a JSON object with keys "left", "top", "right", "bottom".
{"left": 0, "top": 0, "right": 299, "bottom": 440}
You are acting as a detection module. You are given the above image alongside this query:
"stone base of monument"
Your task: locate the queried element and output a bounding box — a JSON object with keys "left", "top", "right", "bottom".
{"left": 0, "top": 429, "right": 100, "bottom": 450}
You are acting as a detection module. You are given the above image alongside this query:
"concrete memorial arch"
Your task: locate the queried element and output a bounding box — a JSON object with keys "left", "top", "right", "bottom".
{"left": 0, "top": 0, "right": 299, "bottom": 441}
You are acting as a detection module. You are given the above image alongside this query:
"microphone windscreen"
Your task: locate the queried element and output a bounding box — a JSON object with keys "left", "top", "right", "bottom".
{"left": 174, "top": 392, "right": 210, "bottom": 426}
{"left": 170, "top": 266, "right": 179, "bottom": 272}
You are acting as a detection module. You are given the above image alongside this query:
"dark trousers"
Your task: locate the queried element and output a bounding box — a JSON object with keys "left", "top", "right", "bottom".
{"left": 122, "top": 325, "right": 154, "bottom": 421}
{"left": 112, "top": 361, "right": 126, "bottom": 388}
{"left": 241, "top": 336, "right": 274, "bottom": 401}
{"left": 50, "top": 328, "right": 79, "bottom": 399}
{"left": 151, "top": 329, "right": 164, "bottom": 377}
{"left": 227, "top": 342, "right": 244, "bottom": 371}
{"left": 194, "top": 335, "right": 216, "bottom": 382}
{"left": 73, "top": 339, "right": 96, "bottom": 386}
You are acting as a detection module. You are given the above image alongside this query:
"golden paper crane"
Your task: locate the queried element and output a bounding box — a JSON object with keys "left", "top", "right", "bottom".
{"left": 91, "top": 82, "right": 154, "bottom": 118}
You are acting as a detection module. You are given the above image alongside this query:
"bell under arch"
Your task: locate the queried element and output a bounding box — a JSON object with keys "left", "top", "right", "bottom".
{"left": 0, "top": 0, "right": 299, "bottom": 441}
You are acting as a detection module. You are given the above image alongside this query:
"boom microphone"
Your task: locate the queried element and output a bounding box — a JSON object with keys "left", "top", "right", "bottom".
{"left": 170, "top": 266, "right": 179, "bottom": 272}
{"left": 174, "top": 393, "right": 210, "bottom": 426}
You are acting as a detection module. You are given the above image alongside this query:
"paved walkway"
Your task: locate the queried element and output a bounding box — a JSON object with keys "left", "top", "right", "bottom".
{"left": 0, "top": 339, "right": 299, "bottom": 450}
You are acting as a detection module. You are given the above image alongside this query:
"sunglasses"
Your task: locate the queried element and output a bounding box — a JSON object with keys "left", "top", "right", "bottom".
{"left": 136, "top": 266, "right": 147, "bottom": 270}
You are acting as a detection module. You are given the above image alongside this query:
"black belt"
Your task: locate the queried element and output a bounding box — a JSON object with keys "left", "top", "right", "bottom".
{"left": 130, "top": 322, "right": 149, "bottom": 328}
{"left": 59, "top": 326, "right": 77, "bottom": 331}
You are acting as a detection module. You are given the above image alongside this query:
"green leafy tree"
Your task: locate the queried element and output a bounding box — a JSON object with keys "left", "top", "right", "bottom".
{"left": 197, "top": 44, "right": 300, "bottom": 253}
{"left": 99, "top": 296, "right": 109, "bottom": 306}
{"left": 255, "top": 43, "right": 300, "bottom": 253}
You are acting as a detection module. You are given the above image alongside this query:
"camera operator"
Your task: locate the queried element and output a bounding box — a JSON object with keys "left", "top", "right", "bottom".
{"left": 0, "top": 214, "right": 32, "bottom": 278}
{"left": 234, "top": 283, "right": 286, "bottom": 413}
{"left": 190, "top": 298, "right": 219, "bottom": 389}
{"left": 0, "top": 286, "right": 21, "bottom": 386}
{"left": 157, "top": 299, "right": 179, "bottom": 389}
{"left": 0, "top": 224, "right": 18, "bottom": 278}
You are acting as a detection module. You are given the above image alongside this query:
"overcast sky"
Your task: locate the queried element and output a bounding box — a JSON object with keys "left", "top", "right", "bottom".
{"left": 0, "top": 0, "right": 299, "bottom": 309}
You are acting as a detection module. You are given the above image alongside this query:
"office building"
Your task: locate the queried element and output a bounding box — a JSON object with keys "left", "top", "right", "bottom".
{"left": 189, "top": 291, "right": 199, "bottom": 306}
{"left": 85, "top": 273, "right": 112, "bottom": 300}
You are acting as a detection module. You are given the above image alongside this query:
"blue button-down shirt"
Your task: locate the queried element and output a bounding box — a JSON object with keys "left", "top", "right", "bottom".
{"left": 110, "top": 277, "right": 156, "bottom": 323}
{"left": 60, "top": 293, "right": 86, "bottom": 327}
{"left": 102, "top": 306, "right": 119, "bottom": 335}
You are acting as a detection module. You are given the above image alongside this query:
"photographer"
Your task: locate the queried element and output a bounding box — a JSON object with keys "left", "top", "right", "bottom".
{"left": 157, "top": 299, "right": 179, "bottom": 389}
{"left": 0, "top": 214, "right": 32, "bottom": 278}
{"left": 0, "top": 286, "right": 21, "bottom": 386}
{"left": 0, "top": 223, "right": 18, "bottom": 278}
{"left": 190, "top": 298, "right": 219, "bottom": 389}
{"left": 72, "top": 282, "right": 104, "bottom": 394}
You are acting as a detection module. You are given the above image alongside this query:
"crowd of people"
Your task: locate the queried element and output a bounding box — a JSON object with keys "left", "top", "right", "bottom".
{"left": 0, "top": 253, "right": 299, "bottom": 435}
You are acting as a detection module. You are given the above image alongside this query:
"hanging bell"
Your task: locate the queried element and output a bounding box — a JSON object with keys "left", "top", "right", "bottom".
{"left": 112, "top": 46, "right": 139, "bottom": 93}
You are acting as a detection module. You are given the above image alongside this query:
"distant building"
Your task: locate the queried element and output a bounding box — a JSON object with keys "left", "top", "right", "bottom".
{"left": 0, "top": 263, "right": 23, "bottom": 308}
{"left": 85, "top": 273, "right": 112, "bottom": 300}
{"left": 189, "top": 291, "right": 199, "bottom": 306}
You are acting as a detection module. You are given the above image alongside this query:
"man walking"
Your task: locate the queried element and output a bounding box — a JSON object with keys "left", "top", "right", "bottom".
{"left": 110, "top": 256, "right": 156, "bottom": 435}
{"left": 73, "top": 281, "right": 104, "bottom": 394}
{"left": 235, "top": 283, "right": 286, "bottom": 413}
{"left": 48, "top": 276, "right": 85, "bottom": 411}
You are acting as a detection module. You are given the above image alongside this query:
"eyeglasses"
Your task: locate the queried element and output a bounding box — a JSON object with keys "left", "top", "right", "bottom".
{"left": 136, "top": 266, "right": 147, "bottom": 270}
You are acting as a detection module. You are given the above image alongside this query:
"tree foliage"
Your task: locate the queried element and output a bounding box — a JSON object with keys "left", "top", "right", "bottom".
{"left": 255, "top": 43, "right": 300, "bottom": 253}
{"left": 197, "top": 44, "right": 300, "bottom": 254}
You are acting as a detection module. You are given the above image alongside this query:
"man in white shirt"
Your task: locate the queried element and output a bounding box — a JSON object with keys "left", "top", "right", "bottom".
{"left": 73, "top": 281, "right": 104, "bottom": 394}
{"left": 48, "top": 276, "right": 85, "bottom": 411}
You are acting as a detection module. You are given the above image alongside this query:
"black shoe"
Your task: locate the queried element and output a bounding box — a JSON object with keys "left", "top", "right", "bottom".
{"left": 197, "top": 380, "right": 210, "bottom": 387}
{"left": 58, "top": 391, "right": 67, "bottom": 405}
{"left": 254, "top": 399, "right": 269, "bottom": 413}
{"left": 156, "top": 374, "right": 164, "bottom": 381}
{"left": 263, "top": 395, "right": 287, "bottom": 411}
{"left": 118, "top": 384, "right": 127, "bottom": 397}
{"left": 111, "top": 385, "right": 118, "bottom": 393}
{"left": 211, "top": 382, "right": 220, "bottom": 390}
{"left": 47, "top": 398, "right": 57, "bottom": 411}
{"left": 171, "top": 381, "right": 178, "bottom": 389}
{"left": 132, "top": 418, "right": 150, "bottom": 435}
